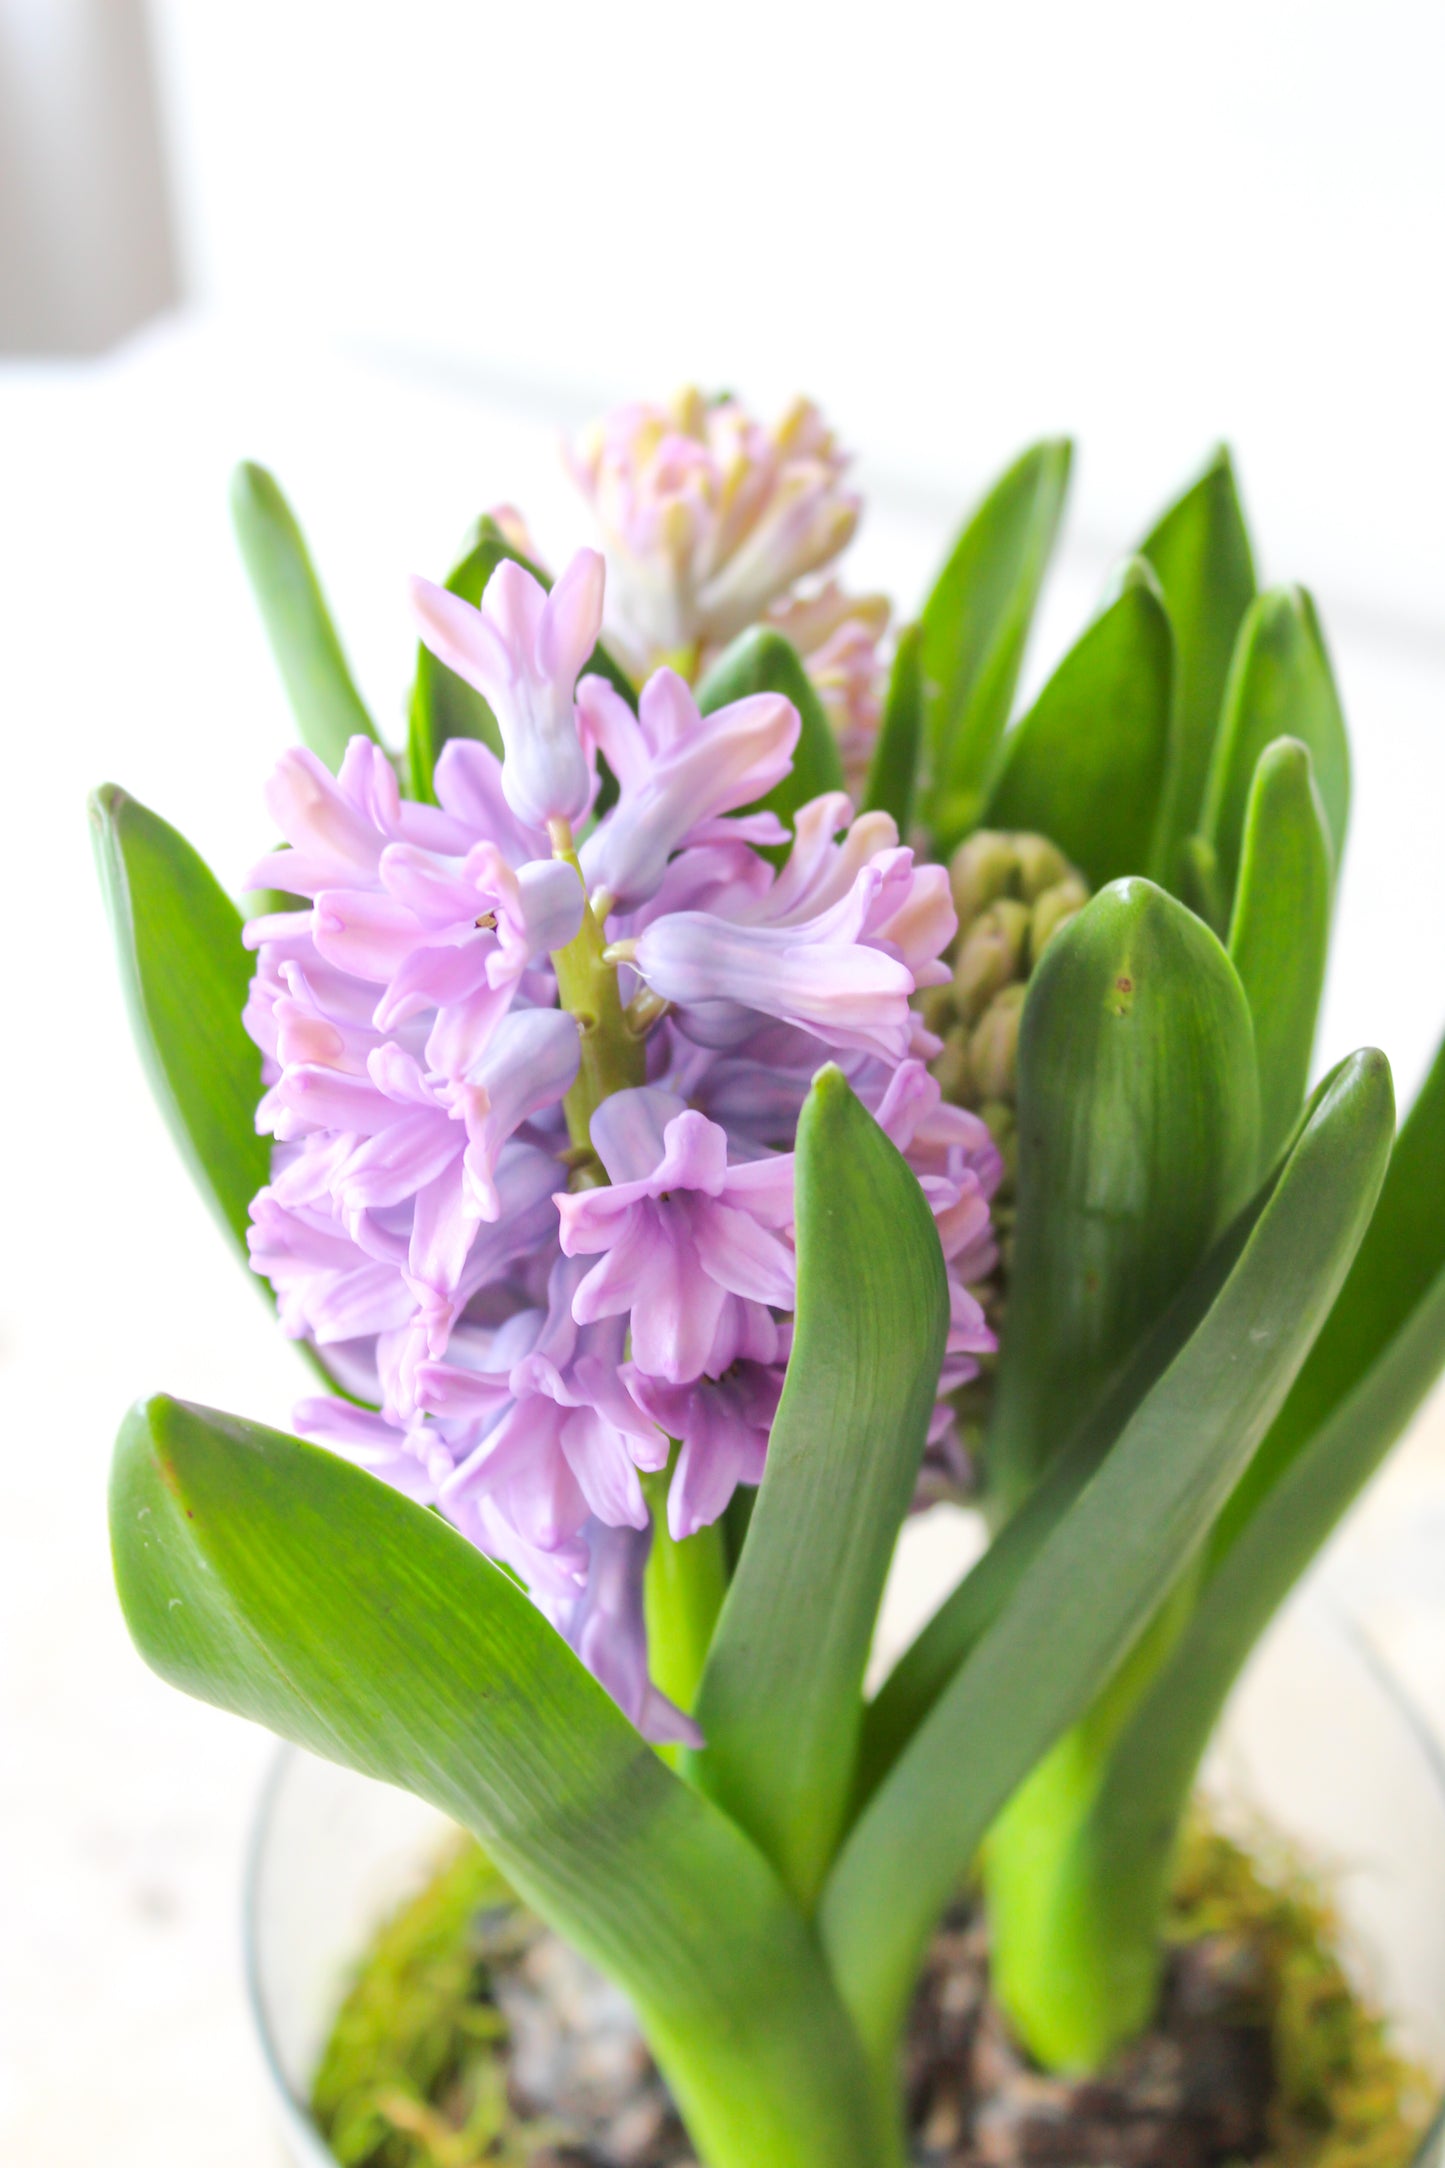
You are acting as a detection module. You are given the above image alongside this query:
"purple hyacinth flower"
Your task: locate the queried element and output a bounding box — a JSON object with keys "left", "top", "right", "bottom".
{"left": 410, "top": 550, "right": 604, "bottom": 830}
{"left": 576, "top": 667, "right": 797, "bottom": 909}
{"left": 627, "top": 1355, "right": 784, "bottom": 1541}
{"left": 556, "top": 1089, "right": 794, "bottom": 1386}
{"left": 625, "top": 861, "right": 919, "bottom": 1062}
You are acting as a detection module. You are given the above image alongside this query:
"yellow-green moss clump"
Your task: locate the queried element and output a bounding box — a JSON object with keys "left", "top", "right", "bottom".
{"left": 1169, "top": 1814, "right": 1432, "bottom": 2168}
{"left": 311, "top": 1839, "right": 521, "bottom": 2168}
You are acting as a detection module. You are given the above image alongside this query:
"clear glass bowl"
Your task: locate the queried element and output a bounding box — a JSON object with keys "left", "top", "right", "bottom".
{"left": 246, "top": 1580, "right": 1445, "bottom": 2167}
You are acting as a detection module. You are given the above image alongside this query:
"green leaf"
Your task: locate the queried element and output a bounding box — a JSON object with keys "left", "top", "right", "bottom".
{"left": 1176, "top": 832, "right": 1228, "bottom": 937}
{"left": 696, "top": 627, "right": 846, "bottom": 855}
{"left": 1139, "top": 446, "right": 1256, "bottom": 870}
{"left": 1227, "top": 738, "right": 1334, "bottom": 1171}
{"left": 692, "top": 1070, "right": 948, "bottom": 1912}
{"left": 978, "top": 560, "right": 1174, "bottom": 889}
{"left": 820, "top": 1048, "right": 1394, "bottom": 2079}
{"left": 861, "top": 623, "right": 924, "bottom": 833}
{"left": 90, "top": 785, "right": 268, "bottom": 1255}
{"left": 407, "top": 516, "right": 638, "bottom": 806}
{"left": 921, "top": 439, "right": 1072, "bottom": 849}
{"left": 1026, "top": 1034, "right": 1435, "bottom": 2065}
{"left": 1215, "top": 1027, "right": 1445, "bottom": 1549}
{"left": 985, "top": 878, "right": 1260, "bottom": 1519}
{"left": 230, "top": 462, "right": 381, "bottom": 769}
{"left": 111, "top": 1398, "right": 884, "bottom": 2168}
{"left": 855, "top": 1155, "right": 1280, "bottom": 1809}
{"left": 1201, "top": 586, "right": 1350, "bottom": 908}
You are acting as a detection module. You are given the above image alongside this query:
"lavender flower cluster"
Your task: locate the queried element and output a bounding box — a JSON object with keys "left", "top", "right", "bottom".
{"left": 241, "top": 398, "right": 999, "bottom": 1739}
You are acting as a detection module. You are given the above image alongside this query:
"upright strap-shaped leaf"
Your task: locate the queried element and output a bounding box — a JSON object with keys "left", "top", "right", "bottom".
{"left": 920, "top": 439, "right": 1072, "bottom": 850}
{"left": 407, "top": 515, "right": 637, "bottom": 804}
{"left": 857, "top": 1031, "right": 1445, "bottom": 1812}
{"left": 979, "top": 560, "right": 1174, "bottom": 890}
{"left": 820, "top": 1048, "right": 1393, "bottom": 2081}
{"left": 1028, "top": 1042, "right": 1444, "bottom": 2066}
{"left": 1228, "top": 737, "right": 1334, "bottom": 1172}
{"left": 1201, "top": 586, "right": 1350, "bottom": 907}
{"left": 986, "top": 878, "right": 1259, "bottom": 1519}
{"left": 230, "top": 462, "right": 381, "bottom": 770}
{"left": 693, "top": 1069, "right": 949, "bottom": 1910}
{"left": 696, "top": 626, "right": 846, "bottom": 855}
{"left": 1139, "top": 446, "right": 1256, "bottom": 872}
{"left": 1216, "top": 1026, "right": 1445, "bottom": 1547}
{"left": 112, "top": 1399, "right": 883, "bottom": 2168}
{"left": 90, "top": 786, "right": 268, "bottom": 1255}
{"left": 855, "top": 1157, "right": 1280, "bottom": 1807}
{"left": 861, "top": 623, "right": 924, "bottom": 833}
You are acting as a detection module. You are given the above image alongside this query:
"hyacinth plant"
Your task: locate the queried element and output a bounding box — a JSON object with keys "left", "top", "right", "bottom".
{"left": 95, "top": 389, "right": 1445, "bottom": 2168}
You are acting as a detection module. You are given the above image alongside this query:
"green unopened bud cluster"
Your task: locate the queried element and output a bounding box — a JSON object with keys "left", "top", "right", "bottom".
{"left": 922, "top": 832, "right": 1090, "bottom": 1474}
{"left": 926, "top": 830, "right": 1090, "bottom": 1227}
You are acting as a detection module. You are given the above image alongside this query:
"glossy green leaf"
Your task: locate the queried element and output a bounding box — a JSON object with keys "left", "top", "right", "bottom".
{"left": 855, "top": 1153, "right": 1281, "bottom": 1808}
{"left": 1216, "top": 1027, "right": 1445, "bottom": 1549}
{"left": 820, "top": 1049, "right": 1394, "bottom": 2080}
{"left": 90, "top": 785, "right": 268, "bottom": 1255}
{"left": 1201, "top": 587, "right": 1350, "bottom": 906}
{"left": 696, "top": 626, "right": 846, "bottom": 853}
{"left": 407, "top": 516, "right": 637, "bottom": 805}
{"left": 921, "top": 439, "right": 1072, "bottom": 849}
{"left": 693, "top": 1069, "right": 949, "bottom": 1909}
{"left": 861, "top": 623, "right": 924, "bottom": 833}
{"left": 1176, "top": 832, "right": 1228, "bottom": 938}
{"left": 1139, "top": 446, "right": 1256, "bottom": 870}
{"left": 979, "top": 560, "right": 1174, "bottom": 889}
{"left": 1227, "top": 738, "right": 1333, "bottom": 1171}
{"left": 111, "top": 1398, "right": 883, "bottom": 2168}
{"left": 986, "top": 878, "right": 1259, "bottom": 1519}
{"left": 230, "top": 462, "right": 381, "bottom": 769}
{"left": 1029, "top": 1036, "right": 1436, "bottom": 2064}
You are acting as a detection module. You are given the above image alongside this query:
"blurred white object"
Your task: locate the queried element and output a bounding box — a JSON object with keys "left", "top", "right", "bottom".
{"left": 0, "top": 0, "right": 176, "bottom": 350}
{"left": 143, "top": 0, "right": 1445, "bottom": 630}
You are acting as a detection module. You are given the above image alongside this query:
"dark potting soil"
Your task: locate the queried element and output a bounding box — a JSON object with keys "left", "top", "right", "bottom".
{"left": 311, "top": 1820, "right": 1429, "bottom": 2168}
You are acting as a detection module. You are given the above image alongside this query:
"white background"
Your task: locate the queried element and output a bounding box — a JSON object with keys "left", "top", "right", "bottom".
{"left": 1, "top": 5, "right": 1443, "bottom": 2161}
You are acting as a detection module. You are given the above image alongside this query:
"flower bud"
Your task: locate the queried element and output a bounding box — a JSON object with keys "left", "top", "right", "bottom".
{"left": 925, "top": 828, "right": 1091, "bottom": 1473}
{"left": 968, "top": 981, "right": 1026, "bottom": 1101}
{"left": 948, "top": 829, "right": 1020, "bottom": 926}
{"left": 1012, "top": 832, "right": 1075, "bottom": 902}
{"left": 953, "top": 897, "right": 1031, "bottom": 1022}
{"left": 1029, "top": 873, "right": 1091, "bottom": 964}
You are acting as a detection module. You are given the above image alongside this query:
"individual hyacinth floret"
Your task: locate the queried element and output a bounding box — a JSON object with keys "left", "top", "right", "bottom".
{"left": 241, "top": 546, "right": 998, "bottom": 1740}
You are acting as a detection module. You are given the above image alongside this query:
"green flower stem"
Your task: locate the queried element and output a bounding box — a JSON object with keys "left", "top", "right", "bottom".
{"left": 547, "top": 822, "right": 645, "bottom": 1154}
{"left": 643, "top": 1461, "right": 729, "bottom": 1732}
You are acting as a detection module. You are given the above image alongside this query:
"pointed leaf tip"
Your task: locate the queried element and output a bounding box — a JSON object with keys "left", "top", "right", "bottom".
{"left": 230, "top": 459, "right": 381, "bottom": 769}
{"left": 92, "top": 787, "right": 269, "bottom": 1256}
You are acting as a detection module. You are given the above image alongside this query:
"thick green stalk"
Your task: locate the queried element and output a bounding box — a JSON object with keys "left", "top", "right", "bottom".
{"left": 644, "top": 1462, "right": 729, "bottom": 1723}
{"left": 546, "top": 823, "right": 646, "bottom": 1151}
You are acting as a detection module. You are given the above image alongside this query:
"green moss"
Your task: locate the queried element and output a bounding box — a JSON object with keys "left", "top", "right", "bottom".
{"left": 1169, "top": 1813, "right": 1432, "bottom": 2168}
{"left": 310, "top": 1837, "right": 527, "bottom": 2168}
